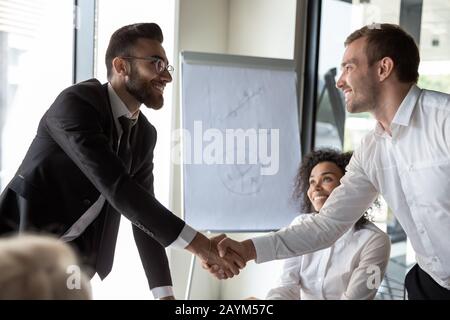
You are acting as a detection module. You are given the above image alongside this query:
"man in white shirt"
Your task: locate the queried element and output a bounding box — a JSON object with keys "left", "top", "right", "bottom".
{"left": 215, "top": 23, "right": 450, "bottom": 299}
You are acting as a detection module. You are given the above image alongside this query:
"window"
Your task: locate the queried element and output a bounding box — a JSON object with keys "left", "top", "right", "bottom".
{"left": 0, "top": 0, "right": 74, "bottom": 189}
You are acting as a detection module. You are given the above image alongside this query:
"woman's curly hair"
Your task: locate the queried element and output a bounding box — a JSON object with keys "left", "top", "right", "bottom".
{"left": 292, "top": 148, "right": 370, "bottom": 229}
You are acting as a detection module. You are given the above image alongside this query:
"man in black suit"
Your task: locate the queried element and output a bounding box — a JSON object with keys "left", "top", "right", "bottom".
{"left": 0, "top": 23, "right": 243, "bottom": 299}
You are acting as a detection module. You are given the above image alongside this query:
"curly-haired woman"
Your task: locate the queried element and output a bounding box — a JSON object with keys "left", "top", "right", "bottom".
{"left": 266, "top": 149, "right": 390, "bottom": 300}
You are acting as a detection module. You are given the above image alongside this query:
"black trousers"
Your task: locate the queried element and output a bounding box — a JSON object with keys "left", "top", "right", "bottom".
{"left": 405, "top": 264, "right": 450, "bottom": 300}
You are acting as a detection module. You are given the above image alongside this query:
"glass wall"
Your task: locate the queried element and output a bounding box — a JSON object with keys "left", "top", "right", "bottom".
{"left": 314, "top": 0, "right": 450, "bottom": 299}
{"left": 0, "top": 0, "right": 73, "bottom": 189}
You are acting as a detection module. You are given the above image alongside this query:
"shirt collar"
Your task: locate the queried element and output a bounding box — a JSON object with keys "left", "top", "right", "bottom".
{"left": 374, "top": 84, "right": 422, "bottom": 139}
{"left": 391, "top": 84, "right": 422, "bottom": 127}
{"left": 107, "top": 83, "right": 140, "bottom": 122}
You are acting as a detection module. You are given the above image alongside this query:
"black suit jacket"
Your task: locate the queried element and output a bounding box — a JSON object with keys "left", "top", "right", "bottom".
{"left": 0, "top": 79, "right": 186, "bottom": 289}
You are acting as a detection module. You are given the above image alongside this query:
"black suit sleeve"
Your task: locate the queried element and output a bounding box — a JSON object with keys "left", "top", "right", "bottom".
{"left": 133, "top": 224, "right": 172, "bottom": 289}
{"left": 133, "top": 127, "right": 172, "bottom": 290}
{"left": 44, "top": 88, "right": 186, "bottom": 247}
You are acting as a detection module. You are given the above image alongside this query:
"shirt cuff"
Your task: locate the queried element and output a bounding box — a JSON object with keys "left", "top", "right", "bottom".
{"left": 151, "top": 286, "right": 174, "bottom": 299}
{"left": 251, "top": 235, "right": 276, "bottom": 264}
{"left": 169, "top": 224, "right": 197, "bottom": 249}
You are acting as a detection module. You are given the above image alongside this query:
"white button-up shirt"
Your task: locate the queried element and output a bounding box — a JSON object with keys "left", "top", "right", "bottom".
{"left": 266, "top": 215, "right": 390, "bottom": 300}
{"left": 253, "top": 85, "right": 450, "bottom": 289}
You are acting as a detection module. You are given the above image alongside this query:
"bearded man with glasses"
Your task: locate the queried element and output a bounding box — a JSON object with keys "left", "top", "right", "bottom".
{"left": 0, "top": 23, "right": 244, "bottom": 300}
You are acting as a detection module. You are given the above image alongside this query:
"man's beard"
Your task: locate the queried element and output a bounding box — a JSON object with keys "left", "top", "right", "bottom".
{"left": 347, "top": 78, "right": 379, "bottom": 113}
{"left": 125, "top": 65, "right": 163, "bottom": 110}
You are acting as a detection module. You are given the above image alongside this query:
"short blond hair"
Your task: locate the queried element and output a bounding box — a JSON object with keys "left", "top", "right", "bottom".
{"left": 0, "top": 234, "right": 92, "bottom": 299}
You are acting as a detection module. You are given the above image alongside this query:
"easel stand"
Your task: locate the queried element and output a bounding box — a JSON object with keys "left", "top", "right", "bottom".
{"left": 185, "top": 254, "right": 197, "bottom": 300}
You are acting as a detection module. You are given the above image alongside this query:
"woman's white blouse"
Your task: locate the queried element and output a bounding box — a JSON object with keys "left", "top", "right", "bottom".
{"left": 266, "top": 214, "right": 391, "bottom": 300}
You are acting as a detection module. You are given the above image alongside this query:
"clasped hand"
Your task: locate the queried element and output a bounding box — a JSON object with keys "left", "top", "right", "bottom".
{"left": 200, "top": 234, "right": 254, "bottom": 280}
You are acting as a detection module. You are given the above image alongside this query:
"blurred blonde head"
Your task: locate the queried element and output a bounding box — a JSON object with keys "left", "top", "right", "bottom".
{"left": 0, "top": 234, "right": 91, "bottom": 299}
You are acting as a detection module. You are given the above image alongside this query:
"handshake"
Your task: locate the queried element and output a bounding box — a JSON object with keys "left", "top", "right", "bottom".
{"left": 186, "top": 232, "right": 257, "bottom": 279}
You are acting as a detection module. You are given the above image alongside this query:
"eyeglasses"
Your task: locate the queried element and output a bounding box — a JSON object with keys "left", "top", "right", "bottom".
{"left": 121, "top": 56, "right": 174, "bottom": 74}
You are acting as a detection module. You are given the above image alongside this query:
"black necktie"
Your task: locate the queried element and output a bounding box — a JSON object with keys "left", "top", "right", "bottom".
{"left": 96, "top": 116, "right": 135, "bottom": 279}
{"left": 117, "top": 116, "right": 134, "bottom": 171}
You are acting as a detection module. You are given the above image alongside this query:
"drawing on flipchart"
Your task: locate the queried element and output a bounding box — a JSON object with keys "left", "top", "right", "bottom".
{"left": 181, "top": 56, "right": 301, "bottom": 230}
{"left": 206, "top": 85, "right": 267, "bottom": 195}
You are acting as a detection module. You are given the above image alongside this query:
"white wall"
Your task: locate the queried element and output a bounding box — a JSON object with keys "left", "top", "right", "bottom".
{"left": 219, "top": 1, "right": 297, "bottom": 299}
{"left": 228, "top": 0, "right": 296, "bottom": 59}
{"left": 178, "top": 0, "right": 230, "bottom": 53}
{"left": 171, "top": 0, "right": 230, "bottom": 300}
{"left": 171, "top": 0, "right": 298, "bottom": 300}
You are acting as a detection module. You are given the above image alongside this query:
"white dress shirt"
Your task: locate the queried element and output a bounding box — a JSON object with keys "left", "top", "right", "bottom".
{"left": 108, "top": 84, "right": 198, "bottom": 298}
{"left": 253, "top": 85, "right": 450, "bottom": 289}
{"left": 266, "top": 214, "right": 390, "bottom": 300}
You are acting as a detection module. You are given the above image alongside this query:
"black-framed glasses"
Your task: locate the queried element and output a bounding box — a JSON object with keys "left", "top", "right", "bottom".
{"left": 121, "top": 56, "right": 174, "bottom": 74}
